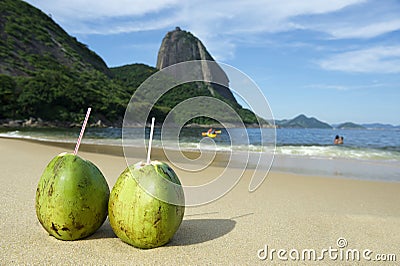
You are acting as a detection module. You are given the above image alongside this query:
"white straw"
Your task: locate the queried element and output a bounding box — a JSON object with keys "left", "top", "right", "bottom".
{"left": 147, "top": 117, "right": 155, "bottom": 164}
{"left": 73, "top": 107, "right": 91, "bottom": 155}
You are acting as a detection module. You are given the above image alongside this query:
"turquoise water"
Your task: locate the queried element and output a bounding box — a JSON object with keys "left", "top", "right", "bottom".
{"left": 1, "top": 127, "right": 399, "bottom": 181}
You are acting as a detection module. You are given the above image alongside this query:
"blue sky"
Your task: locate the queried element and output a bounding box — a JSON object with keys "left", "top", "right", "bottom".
{"left": 25, "top": 0, "right": 400, "bottom": 125}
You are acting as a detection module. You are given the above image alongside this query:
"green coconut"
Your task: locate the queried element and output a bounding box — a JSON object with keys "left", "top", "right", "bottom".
{"left": 35, "top": 152, "right": 110, "bottom": 240}
{"left": 109, "top": 160, "right": 185, "bottom": 249}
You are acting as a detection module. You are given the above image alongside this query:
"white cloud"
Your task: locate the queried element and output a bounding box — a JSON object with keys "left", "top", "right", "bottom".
{"left": 24, "top": 0, "right": 400, "bottom": 61}
{"left": 318, "top": 46, "right": 400, "bottom": 73}
{"left": 300, "top": 1, "right": 400, "bottom": 40}
{"left": 327, "top": 19, "right": 400, "bottom": 39}
{"left": 72, "top": 17, "right": 180, "bottom": 35}
{"left": 305, "top": 82, "right": 392, "bottom": 91}
{"left": 25, "top": 0, "right": 368, "bottom": 35}
{"left": 27, "top": 0, "right": 180, "bottom": 20}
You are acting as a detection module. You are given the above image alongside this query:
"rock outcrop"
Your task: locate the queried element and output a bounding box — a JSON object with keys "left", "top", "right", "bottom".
{"left": 156, "top": 27, "right": 237, "bottom": 104}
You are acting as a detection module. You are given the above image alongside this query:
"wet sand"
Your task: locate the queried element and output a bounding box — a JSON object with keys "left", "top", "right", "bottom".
{"left": 0, "top": 138, "right": 399, "bottom": 264}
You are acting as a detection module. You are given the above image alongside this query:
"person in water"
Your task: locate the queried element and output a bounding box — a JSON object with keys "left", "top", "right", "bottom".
{"left": 334, "top": 135, "right": 340, "bottom": 144}
{"left": 334, "top": 135, "right": 344, "bottom": 145}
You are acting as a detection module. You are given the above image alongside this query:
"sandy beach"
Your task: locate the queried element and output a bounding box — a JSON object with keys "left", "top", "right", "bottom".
{"left": 1, "top": 138, "right": 399, "bottom": 264}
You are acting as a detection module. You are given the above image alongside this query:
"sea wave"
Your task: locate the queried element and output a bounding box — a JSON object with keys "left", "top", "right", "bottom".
{"left": 274, "top": 145, "right": 400, "bottom": 161}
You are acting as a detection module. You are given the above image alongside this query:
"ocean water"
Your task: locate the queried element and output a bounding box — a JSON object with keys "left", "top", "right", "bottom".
{"left": 1, "top": 127, "right": 399, "bottom": 181}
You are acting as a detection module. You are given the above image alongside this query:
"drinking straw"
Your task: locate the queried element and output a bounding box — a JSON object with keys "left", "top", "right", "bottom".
{"left": 147, "top": 117, "right": 155, "bottom": 164}
{"left": 73, "top": 107, "right": 91, "bottom": 155}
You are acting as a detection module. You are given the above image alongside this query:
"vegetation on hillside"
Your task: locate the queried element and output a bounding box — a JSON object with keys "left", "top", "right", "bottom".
{"left": 112, "top": 65, "right": 259, "bottom": 125}
{"left": 0, "top": 0, "right": 125, "bottom": 124}
{"left": 0, "top": 0, "right": 260, "bottom": 127}
{"left": 0, "top": 0, "right": 110, "bottom": 76}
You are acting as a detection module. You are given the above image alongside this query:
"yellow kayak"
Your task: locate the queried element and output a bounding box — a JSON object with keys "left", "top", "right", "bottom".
{"left": 202, "top": 133, "right": 217, "bottom": 138}
{"left": 201, "top": 130, "right": 221, "bottom": 138}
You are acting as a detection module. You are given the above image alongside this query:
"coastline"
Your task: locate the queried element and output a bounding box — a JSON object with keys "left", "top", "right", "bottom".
{"left": 1, "top": 137, "right": 400, "bottom": 264}
{"left": 1, "top": 134, "right": 399, "bottom": 183}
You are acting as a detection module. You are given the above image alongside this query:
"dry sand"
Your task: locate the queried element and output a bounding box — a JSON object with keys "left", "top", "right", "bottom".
{"left": 1, "top": 138, "right": 399, "bottom": 265}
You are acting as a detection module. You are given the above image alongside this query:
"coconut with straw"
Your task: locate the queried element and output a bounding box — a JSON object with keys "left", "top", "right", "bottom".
{"left": 108, "top": 117, "right": 185, "bottom": 249}
{"left": 35, "top": 108, "right": 110, "bottom": 240}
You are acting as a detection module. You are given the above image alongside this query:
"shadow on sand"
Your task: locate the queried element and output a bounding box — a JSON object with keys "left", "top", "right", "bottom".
{"left": 168, "top": 218, "right": 236, "bottom": 246}
{"left": 86, "top": 219, "right": 117, "bottom": 240}
{"left": 86, "top": 217, "right": 237, "bottom": 245}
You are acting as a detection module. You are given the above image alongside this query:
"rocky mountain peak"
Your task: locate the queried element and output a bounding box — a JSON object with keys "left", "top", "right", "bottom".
{"left": 156, "top": 27, "right": 237, "bottom": 104}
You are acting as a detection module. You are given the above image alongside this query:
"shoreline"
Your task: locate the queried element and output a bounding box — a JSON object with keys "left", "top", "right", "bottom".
{"left": 1, "top": 137, "right": 399, "bottom": 264}
{"left": 1, "top": 135, "right": 399, "bottom": 184}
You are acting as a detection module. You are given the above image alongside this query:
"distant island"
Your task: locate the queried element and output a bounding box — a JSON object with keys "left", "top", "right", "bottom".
{"left": 361, "top": 123, "right": 400, "bottom": 130}
{"left": 334, "top": 122, "right": 365, "bottom": 130}
{"left": 274, "top": 115, "right": 399, "bottom": 129}
{"left": 275, "top": 114, "right": 332, "bottom": 129}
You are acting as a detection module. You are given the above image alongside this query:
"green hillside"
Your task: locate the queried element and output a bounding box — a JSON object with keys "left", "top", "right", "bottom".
{"left": 110, "top": 64, "right": 157, "bottom": 90}
{"left": 0, "top": 0, "right": 110, "bottom": 76}
{"left": 0, "top": 0, "right": 260, "bottom": 127}
{"left": 0, "top": 0, "right": 129, "bottom": 125}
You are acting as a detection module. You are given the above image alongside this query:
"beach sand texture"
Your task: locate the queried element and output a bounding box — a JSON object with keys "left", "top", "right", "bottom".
{"left": 1, "top": 138, "right": 399, "bottom": 264}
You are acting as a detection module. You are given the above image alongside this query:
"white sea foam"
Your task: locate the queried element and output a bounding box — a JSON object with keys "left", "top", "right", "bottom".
{"left": 274, "top": 145, "right": 400, "bottom": 161}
